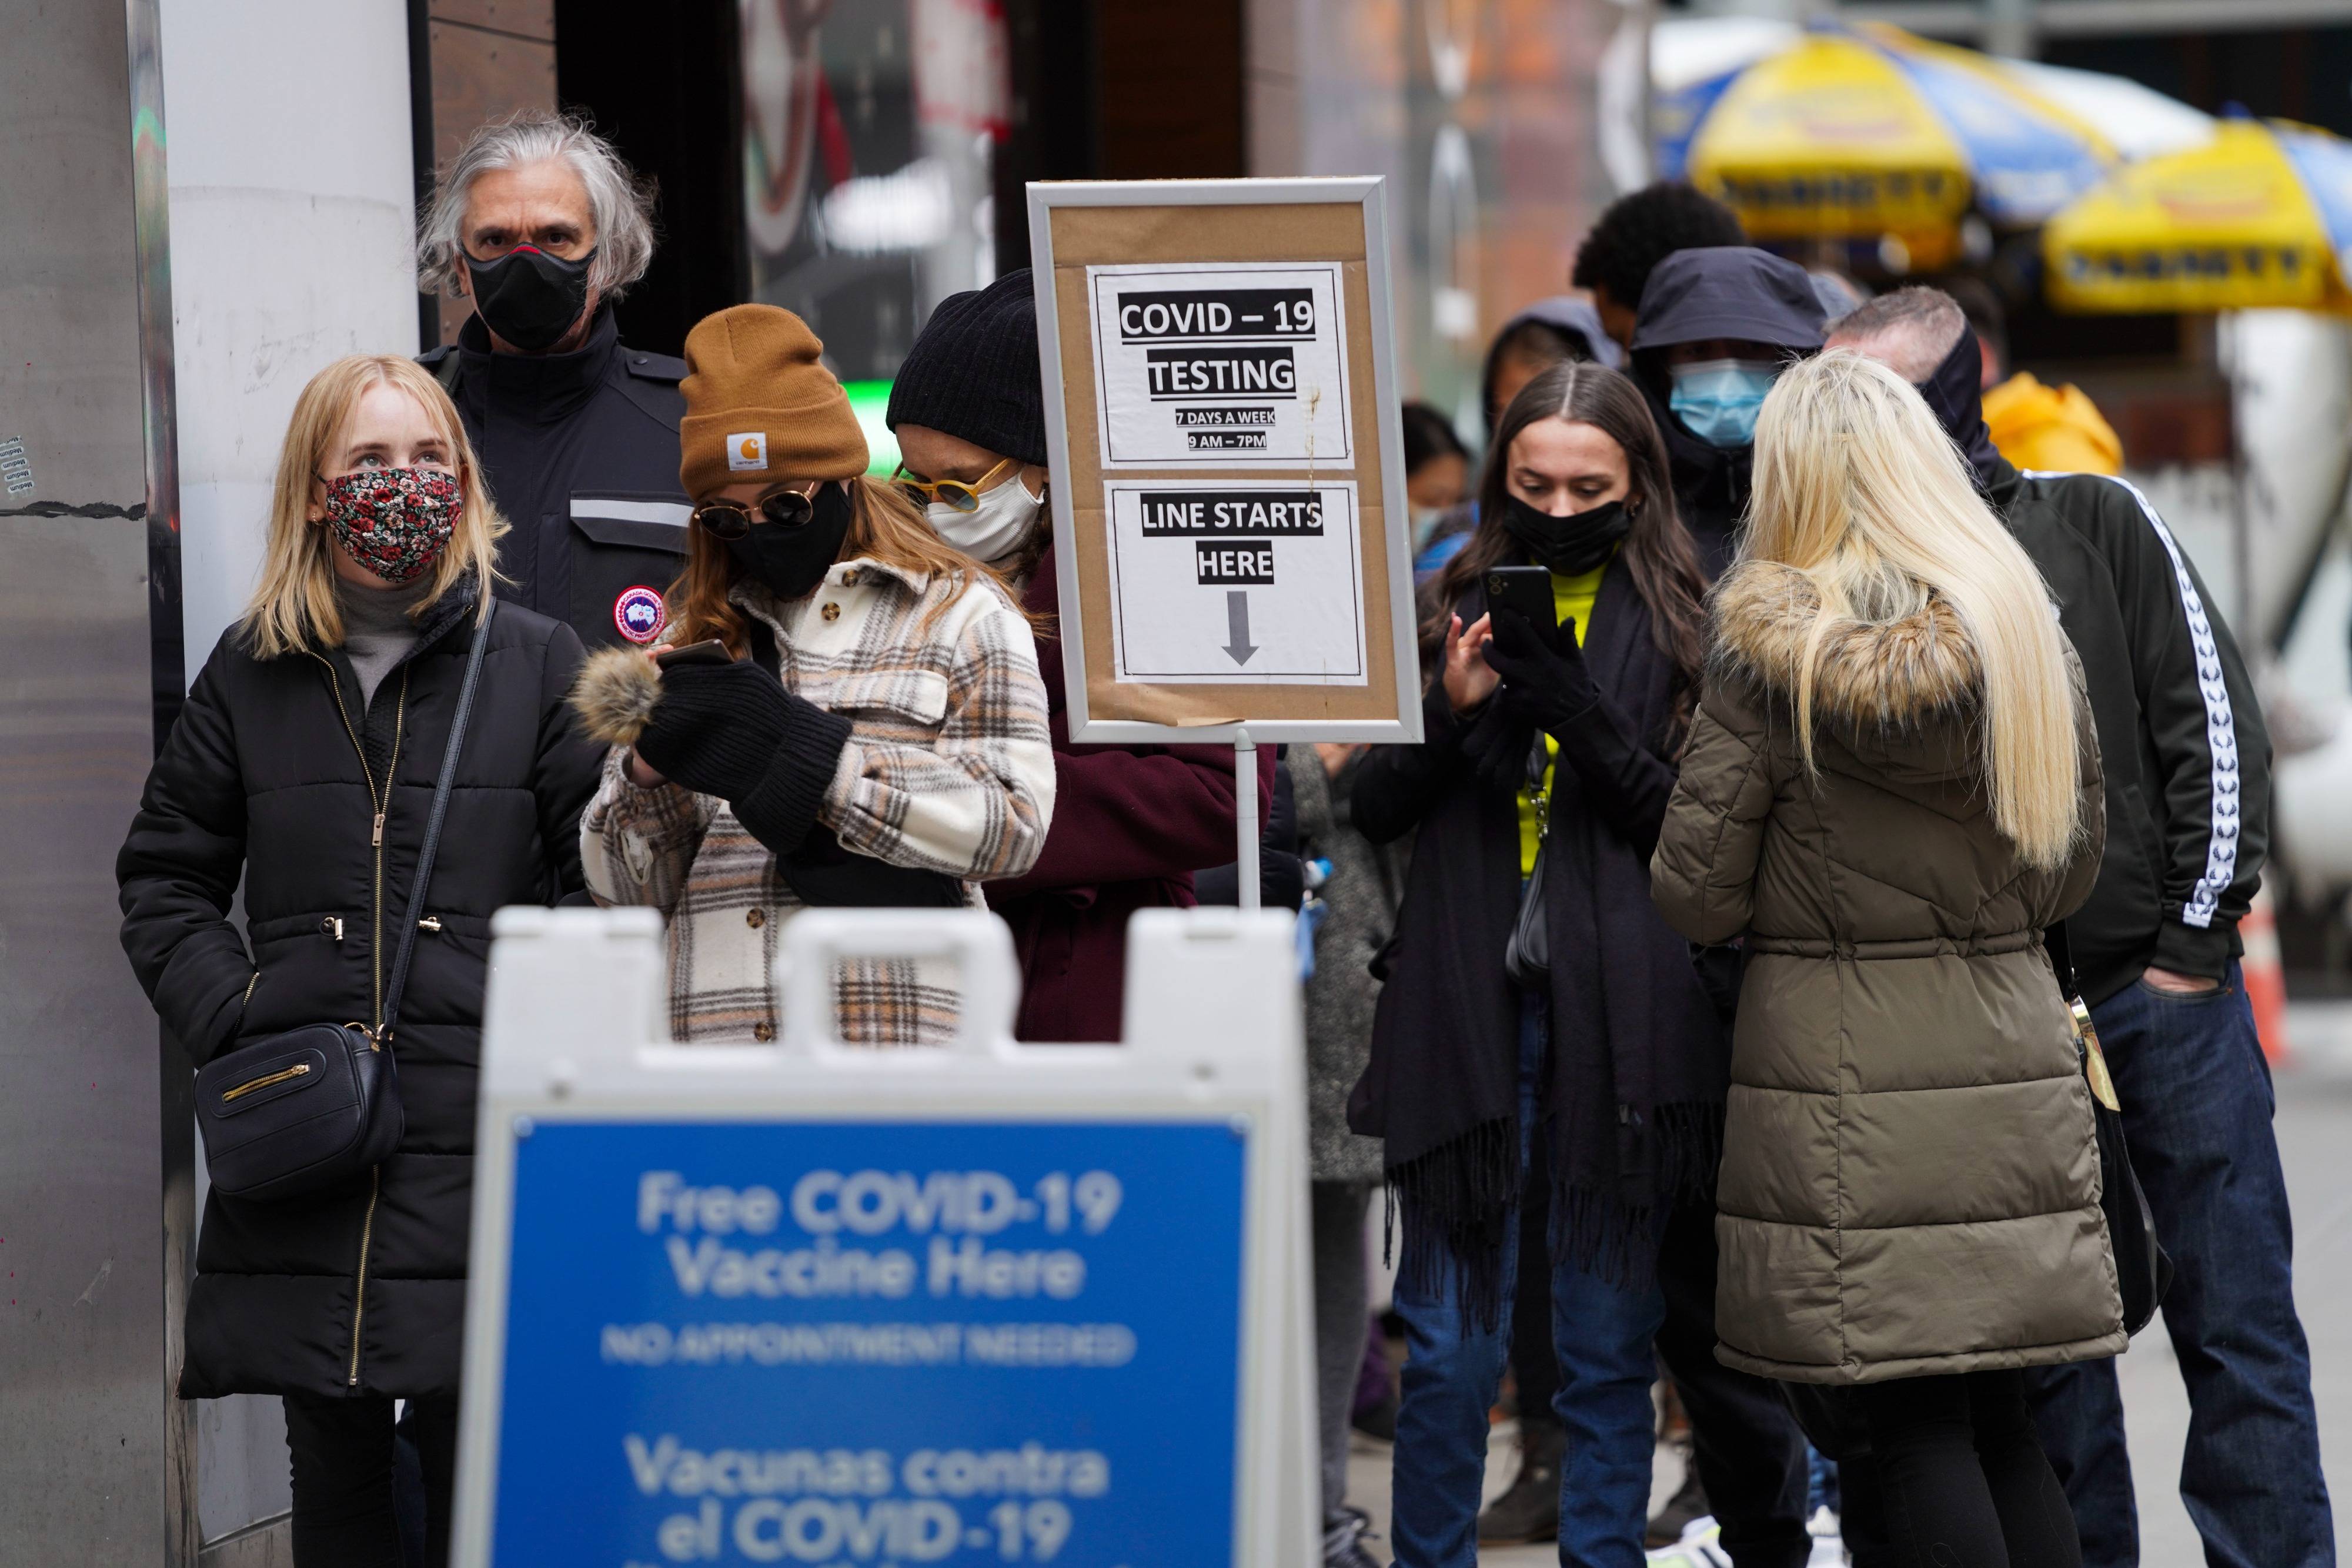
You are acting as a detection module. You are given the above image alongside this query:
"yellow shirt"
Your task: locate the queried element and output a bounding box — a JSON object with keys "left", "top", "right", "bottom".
{"left": 1982, "top": 372, "right": 2123, "bottom": 477}
{"left": 1516, "top": 562, "right": 1606, "bottom": 875}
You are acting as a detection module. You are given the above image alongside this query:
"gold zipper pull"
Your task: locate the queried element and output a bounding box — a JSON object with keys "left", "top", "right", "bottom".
{"left": 371, "top": 812, "right": 385, "bottom": 848}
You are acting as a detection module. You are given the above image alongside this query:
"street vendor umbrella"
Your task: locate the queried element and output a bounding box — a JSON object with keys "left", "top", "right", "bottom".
{"left": 1655, "top": 20, "right": 2173, "bottom": 268}
{"left": 2043, "top": 116, "right": 2352, "bottom": 314}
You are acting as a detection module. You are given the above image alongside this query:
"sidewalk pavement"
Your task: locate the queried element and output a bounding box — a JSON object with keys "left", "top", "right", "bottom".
{"left": 1341, "top": 1000, "right": 2352, "bottom": 1566}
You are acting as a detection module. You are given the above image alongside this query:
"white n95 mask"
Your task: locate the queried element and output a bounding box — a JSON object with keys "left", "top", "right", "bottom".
{"left": 929, "top": 472, "right": 1044, "bottom": 564}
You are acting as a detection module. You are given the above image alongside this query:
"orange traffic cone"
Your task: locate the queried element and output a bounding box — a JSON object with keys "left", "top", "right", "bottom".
{"left": 2242, "top": 885, "right": 2289, "bottom": 1063}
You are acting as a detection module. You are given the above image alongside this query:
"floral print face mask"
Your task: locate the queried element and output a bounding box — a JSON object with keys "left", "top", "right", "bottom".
{"left": 319, "top": 467, "right": 463, "bottom": 584}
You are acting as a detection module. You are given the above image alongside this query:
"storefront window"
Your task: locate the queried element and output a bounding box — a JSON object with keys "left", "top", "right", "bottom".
{"left": 739, "top": 0, "right": 1007, "bottom": 469}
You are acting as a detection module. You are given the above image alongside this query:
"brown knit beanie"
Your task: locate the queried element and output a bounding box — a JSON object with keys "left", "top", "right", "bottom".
{"left": 679, "top": 305, "right": 869, "bottom": 499}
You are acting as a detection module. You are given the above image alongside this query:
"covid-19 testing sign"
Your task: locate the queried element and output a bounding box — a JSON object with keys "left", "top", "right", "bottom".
{"left": 453, "top": 906, "right": 1317, "bottom": 1567}
{"left": 1028, "top": 178, "right": 1420, "bottom": 744}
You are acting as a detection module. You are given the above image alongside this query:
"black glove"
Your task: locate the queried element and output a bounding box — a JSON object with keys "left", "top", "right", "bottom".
{"left": 1483, "top": 608, "right": 1600, "bottom": 736}
{"left": 779, "top": 825, "right": 964, "bottom": 908}
{"left": 635, "top": 658, "right": 853, "bottom": 854}
{"left": 1458, "top": 700, "right": 1540, "bottom": 795}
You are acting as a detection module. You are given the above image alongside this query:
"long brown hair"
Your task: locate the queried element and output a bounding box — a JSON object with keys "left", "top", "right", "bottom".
{"left": 1423, "top": 360, "right": 1709, "bottom": 721}
{"left": 667, "top": 474, "right": 1023, "bottom": 655}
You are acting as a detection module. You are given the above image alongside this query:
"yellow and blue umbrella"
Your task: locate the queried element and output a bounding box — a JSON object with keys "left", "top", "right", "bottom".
{"left": 1655, "top": 21, "right": 2120, "bottom": 265}
{"left": 2043, "top": 116, "right": 2352, "bottom": 314}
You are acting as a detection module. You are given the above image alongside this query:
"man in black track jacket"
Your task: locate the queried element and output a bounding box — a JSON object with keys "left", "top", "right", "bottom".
{"left": 1832, "top": 289, "right": 2331, "bottom": 1568}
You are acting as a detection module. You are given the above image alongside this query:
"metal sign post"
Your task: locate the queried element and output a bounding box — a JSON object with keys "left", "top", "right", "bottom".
{"left": 452, "top": 905, "right": 1314, "bottom": 1566}
{"left": 1234, "top": 728, "right": 1259, "bottom": 911}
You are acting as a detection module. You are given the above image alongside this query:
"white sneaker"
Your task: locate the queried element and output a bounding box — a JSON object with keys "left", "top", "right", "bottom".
{"left": 1645, "top": 1514, "right": 1733, "bottom": 1567}
{"left": 1804, "top": 1505, "right": 1847, "bottom": 1566}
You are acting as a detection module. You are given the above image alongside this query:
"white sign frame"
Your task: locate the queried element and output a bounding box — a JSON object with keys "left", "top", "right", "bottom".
{"left": 451, "top": 904, "right": 1318, "bottom": 1568}
{"left": 1028, "top": 177, "right": 1422, "bottom": 747}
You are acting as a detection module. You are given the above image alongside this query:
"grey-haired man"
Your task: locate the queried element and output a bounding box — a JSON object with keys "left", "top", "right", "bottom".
{"left": 417, "top": 109, "right": 691, "bottom": 651}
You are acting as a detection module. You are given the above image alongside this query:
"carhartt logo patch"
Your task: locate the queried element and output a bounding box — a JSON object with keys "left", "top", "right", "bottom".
{"left": 727, "top": 432, "right": 768, "bottom": 472}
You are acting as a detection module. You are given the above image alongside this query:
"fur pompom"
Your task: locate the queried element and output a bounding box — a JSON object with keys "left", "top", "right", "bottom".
{"left": 570, "top": 646, "right": 664, "bottom": 746}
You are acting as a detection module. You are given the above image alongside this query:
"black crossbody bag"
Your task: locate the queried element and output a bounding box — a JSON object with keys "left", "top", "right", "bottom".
{"left": 193, "top": 604, "right": 495, "bottom": 1203}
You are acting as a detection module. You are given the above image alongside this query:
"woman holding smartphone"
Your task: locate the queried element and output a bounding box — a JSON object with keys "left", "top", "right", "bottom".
{"left": 569, "top": 304, "right": 1055, "bottom": 1045}
{"left": 1349, "top": 361, "right": 1803, "bottom": 1567}
{"left": 117, "top": 356, "right": 604, "bottom": 1565}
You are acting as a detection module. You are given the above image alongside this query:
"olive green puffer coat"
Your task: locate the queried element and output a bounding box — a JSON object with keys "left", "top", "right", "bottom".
{"left": 1652, "top": 561, "right": 2126, "bottom": 1385}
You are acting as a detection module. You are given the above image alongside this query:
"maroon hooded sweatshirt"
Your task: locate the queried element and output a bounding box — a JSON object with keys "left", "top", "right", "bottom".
{"left": 985, "top": 544, "right": 1273, "bottom": 1041}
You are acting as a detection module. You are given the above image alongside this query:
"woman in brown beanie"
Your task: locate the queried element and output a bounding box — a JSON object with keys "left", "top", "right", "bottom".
{"left": 569, "top": 304, "right": 1057, "bottom": 1045}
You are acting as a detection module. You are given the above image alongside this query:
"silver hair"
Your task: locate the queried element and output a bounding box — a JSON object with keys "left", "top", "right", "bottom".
{"left": 416, "top": 109, "right": 657, "bottom": 300}
{"left": 1823, "top": 286, "right": 1966, "bottom": 383}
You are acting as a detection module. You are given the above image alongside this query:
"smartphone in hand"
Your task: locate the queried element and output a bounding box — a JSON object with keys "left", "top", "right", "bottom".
{"left": 652, "top": 638, "right": 733, "bottom": 670}
{"left": 1483, "top": 565, "right": 1558, "bottom": 643}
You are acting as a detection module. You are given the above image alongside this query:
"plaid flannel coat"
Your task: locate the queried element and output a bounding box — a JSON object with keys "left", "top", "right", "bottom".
{"left": 580, "top": 558, "right": 1055, "bottom": 1044}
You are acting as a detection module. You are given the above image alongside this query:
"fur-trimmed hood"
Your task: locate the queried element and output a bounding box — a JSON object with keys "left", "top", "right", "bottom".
{"left": 570, "top": 645, "right": 664, "bottom": 747}
{"left": 1709, "top": 559, "right": 1982, "bottom": 733}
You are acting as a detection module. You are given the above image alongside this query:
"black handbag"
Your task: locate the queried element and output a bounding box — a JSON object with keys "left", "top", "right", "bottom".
{"left": 2049, "top": 921, "right": 2174, "bottom": 1335}
{"left": 193, "top": 604, "right": 495, "bottom": 1203}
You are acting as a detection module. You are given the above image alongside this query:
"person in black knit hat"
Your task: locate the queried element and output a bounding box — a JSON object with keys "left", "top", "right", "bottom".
{"left": 887, "top": 272, "right": 1053, "bottom": 576}
{"left": 883, "top": 268, "right": 1266, "bottom": 1042}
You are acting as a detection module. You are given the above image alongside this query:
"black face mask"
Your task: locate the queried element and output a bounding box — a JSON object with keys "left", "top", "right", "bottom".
{"left": 1913, "top": 329, "right": 2003, "bottom": 493}
{"left": 724, "top": 481, "right": 854, "bottom": 601}
{"left": 1501, "top": 494, "right": 1633, "bottom": 577}
{"left": 465, "top": 245, "right": 596, "bottom": 352}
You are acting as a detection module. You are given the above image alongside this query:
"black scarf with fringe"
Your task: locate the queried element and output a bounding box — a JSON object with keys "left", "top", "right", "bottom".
{"left": 1349, "top": 565, "right": 1732, "bottom": 1328}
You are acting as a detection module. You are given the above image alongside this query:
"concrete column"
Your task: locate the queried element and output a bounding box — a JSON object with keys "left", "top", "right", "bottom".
{"left": 158, "top": 2, "right": 421, "bottom": 1557}
{"left": 0, "top": 0, "right": 186, "bottom": 1558}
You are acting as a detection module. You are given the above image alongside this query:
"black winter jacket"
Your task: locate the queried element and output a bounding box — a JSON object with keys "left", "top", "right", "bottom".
{"left": 1987, "top": 459, "right": 2271, "bottom": 1002}
{"left": 426, "top": 306, "right": 691, "bottom": 651}
{"left": 118, "top": 590, "right": 604, "bottom": 1398}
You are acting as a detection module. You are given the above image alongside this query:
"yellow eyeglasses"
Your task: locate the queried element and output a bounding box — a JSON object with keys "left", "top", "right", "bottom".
{"left": 892, "top": 456, "right": 1016, "bottom": 514}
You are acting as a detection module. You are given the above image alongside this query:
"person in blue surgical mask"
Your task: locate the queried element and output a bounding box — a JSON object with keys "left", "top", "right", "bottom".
{"left": 1628, "top": 246, "right": 1826, "bottom": 578}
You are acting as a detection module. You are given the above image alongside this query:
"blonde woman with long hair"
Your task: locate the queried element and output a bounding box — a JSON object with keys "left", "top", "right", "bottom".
{"left": 1653, "top": 350, "right": 2120, "bottom": 1568}
{"left": 118, "top": 355, "right": 605, "bottom": 1566}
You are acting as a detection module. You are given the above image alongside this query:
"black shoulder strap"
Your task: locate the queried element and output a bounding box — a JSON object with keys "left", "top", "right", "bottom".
{"left": 2046, "top": 921, "right": 2079, "bottom": 1001}
{"left": 380, "top": 600, "right": 495, "bottom": 1041}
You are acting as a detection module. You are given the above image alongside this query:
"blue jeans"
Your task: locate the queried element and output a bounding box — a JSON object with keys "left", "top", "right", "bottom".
{"left": 1390, "top": 998, "right": 1667, "bottom": 1568}
{"left": 2026, "top": 965, "right": 2334, "bottom": 1567}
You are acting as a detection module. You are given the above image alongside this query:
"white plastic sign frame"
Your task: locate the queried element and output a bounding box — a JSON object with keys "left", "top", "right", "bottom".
{"left": 451, "top": 904, "right": 1317, "bottom": 1568}
{"left": 1028, "top": 176, "right": 1423, "bottom": 746}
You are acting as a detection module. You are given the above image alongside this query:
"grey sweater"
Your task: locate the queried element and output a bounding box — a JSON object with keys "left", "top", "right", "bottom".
{"left": 337, "top": 577, "right": 432, "bottom": 707}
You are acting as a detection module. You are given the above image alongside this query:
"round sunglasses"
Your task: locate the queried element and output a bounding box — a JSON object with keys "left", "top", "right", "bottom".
{"left": 690, "top": 483, "right": 819, "bottom": 541}
{"left": 892, "top": 456, "right": 1015, "bottom": 514}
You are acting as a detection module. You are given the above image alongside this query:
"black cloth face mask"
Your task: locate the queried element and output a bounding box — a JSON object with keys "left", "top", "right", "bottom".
{"left": 1913, "top": 328, "right": 2003, "bottom": 493}
{"left": 1501, "top": 494, "right": 1634, "bottom": 577}
{"left": 465, "top": 245, "right": 596, "bottom": 352}
{"left": 724, "top": 480, "right": 854, "bottom": 601}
